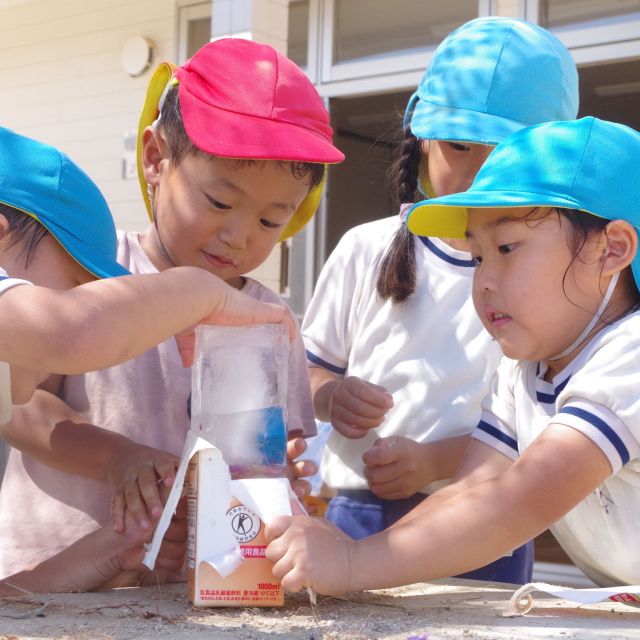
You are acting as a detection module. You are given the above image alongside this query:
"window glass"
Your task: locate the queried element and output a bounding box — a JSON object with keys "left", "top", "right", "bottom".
{"left": 187, "top": 17, "right": 212, "bottom": 59}
{"left": 333, "top": 0, "right": 477, "bottom": 63}
{"left": 178, "top": 2, "right": 212, "bottom": 64}
{"left": 542, "top": 0, "right": 640, "bottom": 27}
{"left": 288, "top": 0, "right": 310, "bottom": 67}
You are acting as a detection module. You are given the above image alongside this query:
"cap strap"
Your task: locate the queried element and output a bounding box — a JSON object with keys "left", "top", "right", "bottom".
{"left": 549, "top": 271, "right": 620, "bottom": 360}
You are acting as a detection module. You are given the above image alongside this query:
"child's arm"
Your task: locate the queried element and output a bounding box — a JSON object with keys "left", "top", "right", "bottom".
{"left": 1, "top": 388, "right": 179, "bottom": 531}
{"left": 2, "top": 389, "right": 317, "bottom": 531}
{"left": 0, "top": 509, "right": 148, "bottom": 595}
{"left": 309, "top": 366, "right": 394, "bottom": 439}
{"left": 266, "top": 424, "right": 611, "bottom": 595}
{"left": 0, "top": 497, "right": 187, "bottom": 596}
{"left": 0, "top": 265, "right": 295, "bottom": 376}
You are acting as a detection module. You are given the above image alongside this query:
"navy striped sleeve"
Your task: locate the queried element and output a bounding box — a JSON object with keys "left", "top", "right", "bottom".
{"left": 477, "top": 420, "right": 519, "bottom": 454}
{"left": 559, "top": 406, "right": 630, "bottom": 465}
{"left": 306, "top": 350, "right": 347, "bottom": 375}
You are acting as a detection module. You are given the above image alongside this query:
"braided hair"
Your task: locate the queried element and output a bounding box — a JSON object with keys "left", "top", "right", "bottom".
{"left": 376, "top": 128, "right": 423, "bottom": 303}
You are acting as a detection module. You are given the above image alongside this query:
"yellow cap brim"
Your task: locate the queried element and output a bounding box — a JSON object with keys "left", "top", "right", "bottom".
{"left": 278, "top": 168, "right": 326, "bottom": 241}
{"left": 406, "top": 202, "right": 469, "bottom": 238}
{"left": 137, "top": 61, "right": 177, "bottom": 222}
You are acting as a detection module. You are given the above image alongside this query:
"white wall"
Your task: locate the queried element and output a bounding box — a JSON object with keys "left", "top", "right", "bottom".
{"left": 0, "top": 0, "right": 182, "bottom": 482}
{"left": 0, "top": 0, "right": 179, "bottom": 232}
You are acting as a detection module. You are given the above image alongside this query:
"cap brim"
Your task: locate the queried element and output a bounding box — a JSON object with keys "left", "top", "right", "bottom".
{"left": 45, "top": 221, "right": 130, "bottom": 279}
{"left": 406, "top": 190, "right": 583, "bottom": 238}
{"left": 179, "top": 88, "right": 345, "bottom": 164}
{"left": 10, "top": 204, "right": 130, "bottom": 280}
{"left": 278, "top": 171, "right": 325, "bottom": 241}
{"left": 137, "top": 62, "right": 177, "bottom": 222}
{"left": 410, "top": 99, "right": 528, "bottom": 146}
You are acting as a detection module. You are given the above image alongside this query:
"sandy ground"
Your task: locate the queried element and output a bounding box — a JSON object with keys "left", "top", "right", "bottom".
{"left": 1, "top": 579, "right": 639, "bottom": 640}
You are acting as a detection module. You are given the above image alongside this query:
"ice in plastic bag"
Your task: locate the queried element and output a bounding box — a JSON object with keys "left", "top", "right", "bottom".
{"left": 191, "top": 324, "right": 289, "bottom": 478}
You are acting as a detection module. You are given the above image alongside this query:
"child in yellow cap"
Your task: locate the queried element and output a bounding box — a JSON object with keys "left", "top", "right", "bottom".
{"left": 0, "top": 38, "right": 343, "bottom": 588}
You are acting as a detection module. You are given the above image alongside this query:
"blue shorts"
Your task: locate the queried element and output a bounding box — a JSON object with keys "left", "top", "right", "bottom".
{"left": 326, "top": 489, "right": 533, "bottom": 585}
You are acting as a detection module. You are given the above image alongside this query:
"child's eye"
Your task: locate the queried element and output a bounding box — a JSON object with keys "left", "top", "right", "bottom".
{"left": 448, "top": 142, "right": 470, "bottom": 152}
{"left": 260, "top": 218, "right": 281, "bottom": 230}
{"left": 498, "top": 243, "right": 515, "bottom": 255}
{"left": 206, "top": 195, "right": 231, "bottom": 210}
{"left": 472, "top": 255, "right": 483, "bottom": 266}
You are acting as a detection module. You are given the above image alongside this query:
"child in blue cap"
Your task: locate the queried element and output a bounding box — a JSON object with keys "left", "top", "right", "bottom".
{"left": 0, "top": 126, "right": 298, "bottom": 594}
{"left": 266, "top": 116, "right": 640, "bottom": 592}
{"left": 0, "top": 126, "right": 294, "bottom": 414}
{"left": 0, "top": 39, "right": 344, "bottom": 587}
{"left": 302, "top": 16, "right": 578, "bottom": 584}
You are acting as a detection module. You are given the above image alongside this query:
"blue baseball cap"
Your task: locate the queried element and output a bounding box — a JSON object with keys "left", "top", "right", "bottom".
{"left": 406, "top": 117, "right": 640, "bottom": 291}
{"left": 405, "top": 17, "right": 579, "bottom": 145}
{"left": 0, "top": 127, "right": 129, "bottom": 279}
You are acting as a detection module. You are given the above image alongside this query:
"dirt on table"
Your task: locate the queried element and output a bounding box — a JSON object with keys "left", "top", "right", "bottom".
{"left": 0, "top": 579, "right": 638, "bottom": 640}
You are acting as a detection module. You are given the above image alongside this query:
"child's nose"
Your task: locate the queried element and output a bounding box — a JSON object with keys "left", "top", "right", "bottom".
{"left": 474, "top": 263, "right": 496, "bottom": 293}
{"left": 219, "top": 217, "right": 248, "bottom": 249}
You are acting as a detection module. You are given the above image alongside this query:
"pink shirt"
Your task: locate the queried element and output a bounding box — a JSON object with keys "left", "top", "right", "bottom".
{"left": 0, "top": 231, "right": 315, "bottom": 577}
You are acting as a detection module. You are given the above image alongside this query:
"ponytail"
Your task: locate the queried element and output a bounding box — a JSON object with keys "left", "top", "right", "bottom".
{"left": 376, "top": 129, "right": 422, "bottom": 303}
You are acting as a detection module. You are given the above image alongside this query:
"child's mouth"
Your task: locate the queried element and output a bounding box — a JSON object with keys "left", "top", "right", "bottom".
{"left": 204, "top": 252, "right": 234, "bottom": 268}
{"left": 489, "top": 310, "right": 511, "bottom": 327}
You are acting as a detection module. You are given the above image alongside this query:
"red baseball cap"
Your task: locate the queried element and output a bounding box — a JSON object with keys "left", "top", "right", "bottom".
{"left": 177, "top": 38, "right": 343, "bottom": 163}
{"left": 137, "top": 39, "right": 344, "bottom": 240}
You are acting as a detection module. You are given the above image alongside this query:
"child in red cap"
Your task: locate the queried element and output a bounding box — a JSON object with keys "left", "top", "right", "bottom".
{"left": 0, "top": 39, "right": 343, "bottom": 588}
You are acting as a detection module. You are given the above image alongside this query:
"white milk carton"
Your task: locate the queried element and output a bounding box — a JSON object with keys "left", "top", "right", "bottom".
{"left": 187, "top": 324, "right": 289, "bottom": 606}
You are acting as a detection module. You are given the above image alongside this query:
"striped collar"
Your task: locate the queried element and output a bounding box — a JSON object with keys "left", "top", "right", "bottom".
{"left": 534, "top": 362, "right": 572, "bottom": 405}
{"left": 417, "top": 235, "right": 476, "bottom": 268}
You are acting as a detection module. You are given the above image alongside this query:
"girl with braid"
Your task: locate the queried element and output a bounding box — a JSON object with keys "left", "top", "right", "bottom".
{"left": 301, "top": 17, "right": 579, "bottom": 584}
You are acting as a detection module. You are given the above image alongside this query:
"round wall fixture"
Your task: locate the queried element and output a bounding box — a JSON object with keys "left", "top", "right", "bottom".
{"left": 121, "top": 36, "right": 154, "bottom": 77}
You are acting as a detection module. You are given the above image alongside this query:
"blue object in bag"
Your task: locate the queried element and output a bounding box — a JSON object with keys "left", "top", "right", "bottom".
{"left": 256, "top": 406, "right": 286, "bottom": 465}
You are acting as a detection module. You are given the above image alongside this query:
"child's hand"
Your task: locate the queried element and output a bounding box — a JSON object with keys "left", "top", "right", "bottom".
{"left": 107, "top": 445, "right": 179, "bottom": 533}
{"left": 175, "top": 299, "right": 297, "bottom": 368}
{"left": 153, "top": 496, "right": 188, "bottom": 573}
{"left": 287, "top": 436, "right": 317, "bottom": 499}
{"left": 112, "top": 506, "right": 153, "bottom": 572}
{"left": 114, "top": 495, "right": 187, "bottom": 582}
{"left": 362, "top": 436, "right": 432, "bottom": 499}
{"left": 265, "top": 515, "right": 354, "bottom": 596}
{"left": 328, "top": 376, "right": 393, "bottom": 438}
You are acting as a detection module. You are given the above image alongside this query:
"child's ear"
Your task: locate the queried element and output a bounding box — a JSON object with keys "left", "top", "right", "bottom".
{"left": 603, "top": 220, "right": 638, "bottom": 276}
{"left": 141, "top": 126, "right": 168, "bottom": 187}
{"left": 0, "top": 214, "right": 10, "bottom": 244}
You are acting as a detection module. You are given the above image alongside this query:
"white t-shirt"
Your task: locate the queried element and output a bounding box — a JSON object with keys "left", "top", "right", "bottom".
{"left": 0, "top": 231, "right": 315, "bottom": 578}
{"left": 0, "top": 268, "right": 32, "bottom": 424}
{"left": 0, "top": 267, "right": 31, "bottom": 292}
{"left": 475, "top": 311, "right": 640, "bottom": 586}
{"left": 302, "top": 215, "right": 502, "bottom": 492}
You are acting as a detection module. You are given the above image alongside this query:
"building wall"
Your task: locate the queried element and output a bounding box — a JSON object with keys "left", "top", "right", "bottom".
{"left": 0, "top": 0, "right": 178, "bottom": 232}
{"left": 0, "top": 0, "right": 181, "bottom": 481}
{"left": 0, "top": 0, "right": 292, "bottom": 479}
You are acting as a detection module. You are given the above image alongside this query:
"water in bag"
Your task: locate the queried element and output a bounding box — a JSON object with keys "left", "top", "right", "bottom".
{"left": 191, "top": 324, "right": 289, "bottom": 478}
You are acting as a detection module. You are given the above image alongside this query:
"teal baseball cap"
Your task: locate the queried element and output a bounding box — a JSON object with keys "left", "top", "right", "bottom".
{"left": 0, "top": 127, "right": 129, "bottom": 279}
{"left": 406, "top": 117, "right": 640, "bottom": 291}
{"left": 405, "top": 17, "right": 579, "bottom": 145}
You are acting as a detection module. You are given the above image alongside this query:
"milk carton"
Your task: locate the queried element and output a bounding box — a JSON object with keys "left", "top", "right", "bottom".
{"left": 187, "top": 324, "right": 289, "bottom": 607}
{"left": 186, "top": 450, "right": 284, "bottom": 606}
